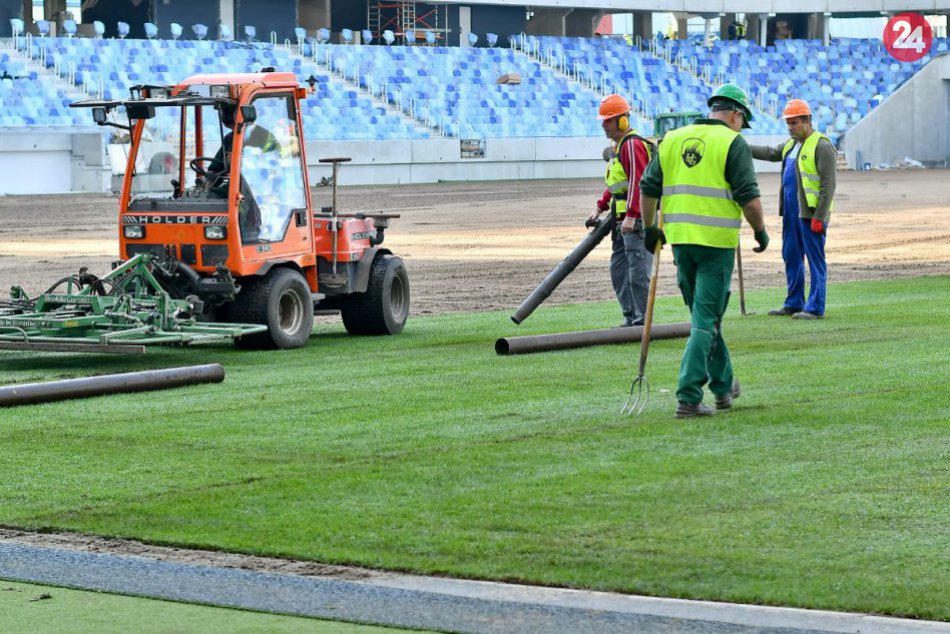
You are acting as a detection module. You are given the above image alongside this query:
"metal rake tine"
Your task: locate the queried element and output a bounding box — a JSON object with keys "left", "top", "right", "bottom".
{"left": 621, "top": 376, "right": 650, "bottom": 415}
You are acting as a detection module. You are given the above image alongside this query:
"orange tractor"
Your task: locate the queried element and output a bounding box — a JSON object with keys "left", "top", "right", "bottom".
{"left": 61, "top": 69, "right": 409, "bottom": 349}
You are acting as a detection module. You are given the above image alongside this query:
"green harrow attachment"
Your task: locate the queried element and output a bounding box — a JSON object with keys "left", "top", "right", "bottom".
{"left": 0, "top": 254, "right": 266, "bottom": 354}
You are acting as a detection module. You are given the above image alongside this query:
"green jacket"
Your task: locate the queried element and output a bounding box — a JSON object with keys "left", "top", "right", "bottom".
{"left": 749, "top": 132, "right": 837, "bottom": 222}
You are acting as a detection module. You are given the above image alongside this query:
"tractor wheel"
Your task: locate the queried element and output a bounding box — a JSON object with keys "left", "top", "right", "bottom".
{"left": 229, "top": 268, "right": 314, "bottom": 349}
{"left": 341, "top": 254, "right": 410, "bottom": 335}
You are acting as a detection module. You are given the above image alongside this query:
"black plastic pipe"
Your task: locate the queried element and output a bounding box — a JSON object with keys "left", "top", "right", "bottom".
{"left": 495, "top": 322, "right": 691, "bottom": 355}
{"left": 510, "top": 214, "right": 614, "bottom": 325}
{"left": 0, "top": 364, "right": 225, "bottom": 407}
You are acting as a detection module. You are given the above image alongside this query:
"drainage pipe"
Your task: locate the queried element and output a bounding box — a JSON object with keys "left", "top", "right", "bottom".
{"left": 496, "top": 322, "right": 691, "bottom": 356}
{"left": 0, "top": 364, "right": 225, "bottom": 408}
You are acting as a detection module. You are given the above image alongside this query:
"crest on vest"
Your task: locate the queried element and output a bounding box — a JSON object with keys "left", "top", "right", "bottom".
{"left": 680, "top": 138, "right": 705, "bottom": 168}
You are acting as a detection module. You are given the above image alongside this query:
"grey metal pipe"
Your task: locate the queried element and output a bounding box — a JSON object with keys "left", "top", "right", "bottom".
{"left": 0, "top": 364, "right": 225, "bottom": 408}
{"left": 495, "top": 322, "right": 691, "bottom": 356}
{"left": 510, "top": 214, "right": 614, "bottom": 325}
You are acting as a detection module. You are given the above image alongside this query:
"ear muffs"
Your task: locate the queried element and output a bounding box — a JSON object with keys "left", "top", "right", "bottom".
{"left": 618, "top": 114, "right": 629, "bottom": 132}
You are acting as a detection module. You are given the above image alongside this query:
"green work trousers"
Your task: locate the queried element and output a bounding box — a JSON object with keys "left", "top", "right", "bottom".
{"left": 671, "top": 244, "right": 735, "bottom": 405}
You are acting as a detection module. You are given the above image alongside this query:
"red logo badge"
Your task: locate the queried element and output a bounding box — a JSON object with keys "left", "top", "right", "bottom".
{"left": 884, "top": 12, "right": 933, "bottom": 63}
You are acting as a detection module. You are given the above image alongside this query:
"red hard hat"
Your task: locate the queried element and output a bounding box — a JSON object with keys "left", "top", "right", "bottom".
{"left": 598, "top": 94, "right": 630, "bottom": 120}
{"left": 782, "top": 98, "right": 812, "bottom": 119}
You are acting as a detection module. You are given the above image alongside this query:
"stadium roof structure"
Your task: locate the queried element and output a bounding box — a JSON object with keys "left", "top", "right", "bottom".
{"left": 452, "top": 0, "right": 950, "bottom": 12}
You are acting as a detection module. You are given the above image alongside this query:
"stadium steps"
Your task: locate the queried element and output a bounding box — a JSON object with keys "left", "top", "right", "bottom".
{"left": 285, "top": 44, "right": 437, "bottom": 138}
{"left": 2, "top": 41, "right": 94, "bottom": 126}
{"left": 512, "top": 40, "right": 652, "bottom": 136}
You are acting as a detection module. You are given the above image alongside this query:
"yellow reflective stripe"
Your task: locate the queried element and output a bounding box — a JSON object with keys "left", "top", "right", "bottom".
{"left": 801, "top": 172, "right": 821, "bottom": 183}
{"left": 664, "top": 213, "right": 742, "bottom": 229}
{"left": 662, "top": 185, "right": 733, "bottom": 200}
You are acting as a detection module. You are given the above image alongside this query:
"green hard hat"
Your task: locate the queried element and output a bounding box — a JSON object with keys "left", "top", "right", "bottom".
{"left": 708, "top": 83, "right": 753, "bottom": 128}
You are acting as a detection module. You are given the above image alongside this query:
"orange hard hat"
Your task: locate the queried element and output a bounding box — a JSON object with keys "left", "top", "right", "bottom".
{"left": 598, "top": 94, "right": 630, "bottom": 119}
{"left": 782, "top": 98, "right": 812, "bottom": 119}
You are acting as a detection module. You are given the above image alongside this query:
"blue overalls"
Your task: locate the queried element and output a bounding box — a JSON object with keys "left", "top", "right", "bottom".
{"left": 781, "top": 144, "right": 827, "bottom": 316}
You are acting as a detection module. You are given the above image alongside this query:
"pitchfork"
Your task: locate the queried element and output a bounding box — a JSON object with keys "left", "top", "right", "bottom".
{"left": 621, "top": 217, "right": 664, "bottom": 416}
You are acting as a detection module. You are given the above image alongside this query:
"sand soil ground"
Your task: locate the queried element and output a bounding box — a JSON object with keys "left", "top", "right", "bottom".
{"left": 0, "top": 169, "right": 949, "bottom": 571}
{"left": 1, "top": 169, "right": 948, "bottom": 319}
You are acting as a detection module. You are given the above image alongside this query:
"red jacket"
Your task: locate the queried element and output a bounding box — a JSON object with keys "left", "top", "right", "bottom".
{"left": 596, "top": 136, "right": 650, "bottom": 219}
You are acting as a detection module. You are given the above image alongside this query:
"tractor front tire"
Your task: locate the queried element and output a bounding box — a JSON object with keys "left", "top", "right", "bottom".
{"left": 341, "top": 254, "right": 410, "bottom": 335}
{"left": 230, "top": 268, "right": 314, "bottom": 349}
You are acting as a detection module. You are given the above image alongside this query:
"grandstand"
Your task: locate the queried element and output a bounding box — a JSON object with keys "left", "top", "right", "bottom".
{"left": 1, "top": 0, "right": 948, "bottom": 193}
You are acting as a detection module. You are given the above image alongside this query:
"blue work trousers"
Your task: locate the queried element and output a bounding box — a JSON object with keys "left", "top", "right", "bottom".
{"left": 781, "top": 164, "right": 827, "bottom": 315}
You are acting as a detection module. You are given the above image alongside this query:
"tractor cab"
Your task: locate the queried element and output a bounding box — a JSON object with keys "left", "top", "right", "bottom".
{"left": 70, "top": 71, "right": 410, "bottom": 350}
{"left": 651, "top": 111, "right": 702, "bottom": 142}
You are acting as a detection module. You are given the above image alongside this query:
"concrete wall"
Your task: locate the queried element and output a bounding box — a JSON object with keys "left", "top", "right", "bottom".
{"left": 0, "top": 131, "right": 787, "bottom": 195}
{"left": 843, "top": 54, "right": 950, "bottom": 169}
{"left": 0, "top": 131, "right": 106, "bottom": 195}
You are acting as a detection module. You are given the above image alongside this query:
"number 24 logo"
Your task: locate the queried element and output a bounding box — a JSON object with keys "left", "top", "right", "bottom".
{"left": 891, "top": 19, "right": 927, "bottom": 53}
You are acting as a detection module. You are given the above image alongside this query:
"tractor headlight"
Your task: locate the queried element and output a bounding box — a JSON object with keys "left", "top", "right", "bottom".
{"left": 210, "top": 85, "right": 231, "bottom": 99}
{"left": 204, "top": 225, "right": 227, "bottom": 240}
{"left": 123, "top": 225, "right": 145, "bottom": 239}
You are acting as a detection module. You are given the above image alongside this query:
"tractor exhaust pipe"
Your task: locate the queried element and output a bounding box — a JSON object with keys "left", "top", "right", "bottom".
{"left": 0, "top": 364, "right": 225, "bottom": 408}
{"left": 495, "top": 322, "right": 691, "bottom": 355}
{"left": 510, "top": 214, "right": 615, "bottom": 325}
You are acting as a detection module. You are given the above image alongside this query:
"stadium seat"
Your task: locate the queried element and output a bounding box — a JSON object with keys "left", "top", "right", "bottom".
{"left": 9, "top": 18, "right": 24, "bottom": 37}
{"left": 244, "top": 25, "right": 256, "bottom": 42}
{"left": 170, "top": 23, "right": 183, "bottom": 40}
{"left": 362, "top": 29, "right": 373, "bottom": 44}
{"left": 405, "top": 30, "right": 416, "bottom": 44}
{"left": 62, "top": 19, "right": 76, "bottom": 37}
{"left": 342, "top": 28, "right": 353, "bottom": 44}
{"left": 425, "top": 31, "right": 436, "bottom": 45}
{"left": 383, "top": 30, "right": 395, "bottom": 45}
{"left": 316, "top": 27, "right": 329, "bottom": 43}
{"left": 192, "top": 24, "right": 208, "bottom": 40}
{"left": 93, "top": 20, "right": 105, "bottom": 38}
{"left": 486, "top": 33, "right": 497, "bottom": 47}
{"left": 116, "top": 21, "right": 129, "bottom": 39}
{"left": 36, "top": 20, "right": 49, "bottom": 36}
{"left": 467, "top": 32, "right": 478, "bottom": 46}
{"left": 294, "top": 27, "right": 306, "bottom": 44}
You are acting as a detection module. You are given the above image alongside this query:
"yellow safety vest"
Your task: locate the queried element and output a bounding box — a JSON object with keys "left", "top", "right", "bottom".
{"left": 782, "top": 131, "right": 834, "bottom": 212}
{"left": 605, "top": 131, "right": 653, "bottom": 218}
{"left": 659, "top": 123, "right": 743, "bottom": 248}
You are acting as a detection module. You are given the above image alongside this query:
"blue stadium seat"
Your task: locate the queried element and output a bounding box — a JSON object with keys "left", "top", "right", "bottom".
{"left": 93, "top": 20, "right": 105, "bottom": 38}
{"left": 192, "top": 24, "right": 208, "bottom": 40}
{"left": 36, "top": 20, "right": 50, "bottom": 36}
{"left": 144, "top": 22, "right": 157, "bottom": 39}
{"left": 294, "top": 27, "right": 306, "bottom": 43}
{"left": 316, "top": 28, "right": 329, "bottom": 43}
{"left": 62, "top": 19, "right": 76, "bottom": 37}
{"left": 425, "top": 31, "right": 436, "bottom": 45}
{"left": 486, "top": 33, "right": 497, "bottom": 47}
{"left": 116, "top": 22, "right": 129, "bottom": 39}
{"left": 342, "top": 28, "right": 353, "bottom": 44}
{"left": 244, "top": 25, "right": 256, "bottom": 42}
{"left": 170, "top": 23, "right": 182, "bottom": 40}
{"left": 10, "top": 18, "right": 24, "bottom": 37}
{"left": 467, "top": 32, "right": 478, "bottom": 46}
{"left": 219, "top": 24, "right": 232, "bottom": 41}
{"left": 362, "top": 29, "right": 373, "bottom": 44}
{"left": 405, "top": 30, "right": 416, "bottom": 44}
{"left": 383, "top": 30, "right": 395, "bottom": 45}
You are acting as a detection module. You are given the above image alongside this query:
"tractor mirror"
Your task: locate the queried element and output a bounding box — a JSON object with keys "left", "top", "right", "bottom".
{"left": 125, "top": 103, "right": 155, "bottom": 120}
{"left": 240, "top": 105, "right": 257, "bottom": 124}
{"left": 92, "top": 107, "right": 107, "bottom": 125}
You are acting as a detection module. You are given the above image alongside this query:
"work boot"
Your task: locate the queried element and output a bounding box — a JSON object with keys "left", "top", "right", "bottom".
{"left": 792, "top": 311, "right": 824, "bottom": 320}
{"left": 768, "top": 306, "right": 797, "bottom": 316}
{"left": 617, "top": 319, "right": 636, "bottom": 328}
{"left": 715, "top": 380, "right": 742, "bottom": 410}
{"left": 675, "top": 401, "right": 715, "bottom": 418}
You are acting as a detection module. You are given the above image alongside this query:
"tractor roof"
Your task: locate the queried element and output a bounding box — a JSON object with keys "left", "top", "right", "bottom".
{"left": 178, "top": 71, "right": 299, "bottom": 89}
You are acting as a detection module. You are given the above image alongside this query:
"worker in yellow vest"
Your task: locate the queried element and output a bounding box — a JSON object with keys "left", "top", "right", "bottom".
{"left": 639, "top": 84, "right": 770, "bottom": 418}
{"left": 749, "top": 99, "right": 837, "bottom": 319}
{"left": 588, "top": 94, "right": 656, "bottom": 327}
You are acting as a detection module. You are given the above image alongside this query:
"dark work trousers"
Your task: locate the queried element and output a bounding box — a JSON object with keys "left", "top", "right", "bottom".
{"left": 610, "top": 222, "right": 653, "bottom": 326}
{"left": 672, "top": 244, "right": 735, "bottom": 405}
{"left": 781, "top": 157, "right": 828, "bottom": 315}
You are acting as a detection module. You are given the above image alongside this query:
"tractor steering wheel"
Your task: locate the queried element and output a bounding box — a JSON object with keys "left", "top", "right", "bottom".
{"left": 189, "top": 156, "right": 219, "bottom": 178}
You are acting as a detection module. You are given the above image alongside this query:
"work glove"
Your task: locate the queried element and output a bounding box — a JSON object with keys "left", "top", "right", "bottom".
{"left": 752, "top": 229, "right": 770, "bottom": 253}
{"left": 644, "top": 225, "right": 666, "bottom": 253}
{"left": 586, "top": 209, "right": 603, "bottom": 228}
{"left": 810, "top": 218, "right": 825, "bottom": 234}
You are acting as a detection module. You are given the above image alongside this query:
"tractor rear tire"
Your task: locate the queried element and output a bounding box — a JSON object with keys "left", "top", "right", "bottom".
{"left": 229, "top": 268, "right": 314, "bottom": 349}
{"left": 341, "top": 254, "right": 409, "bottom": 335}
